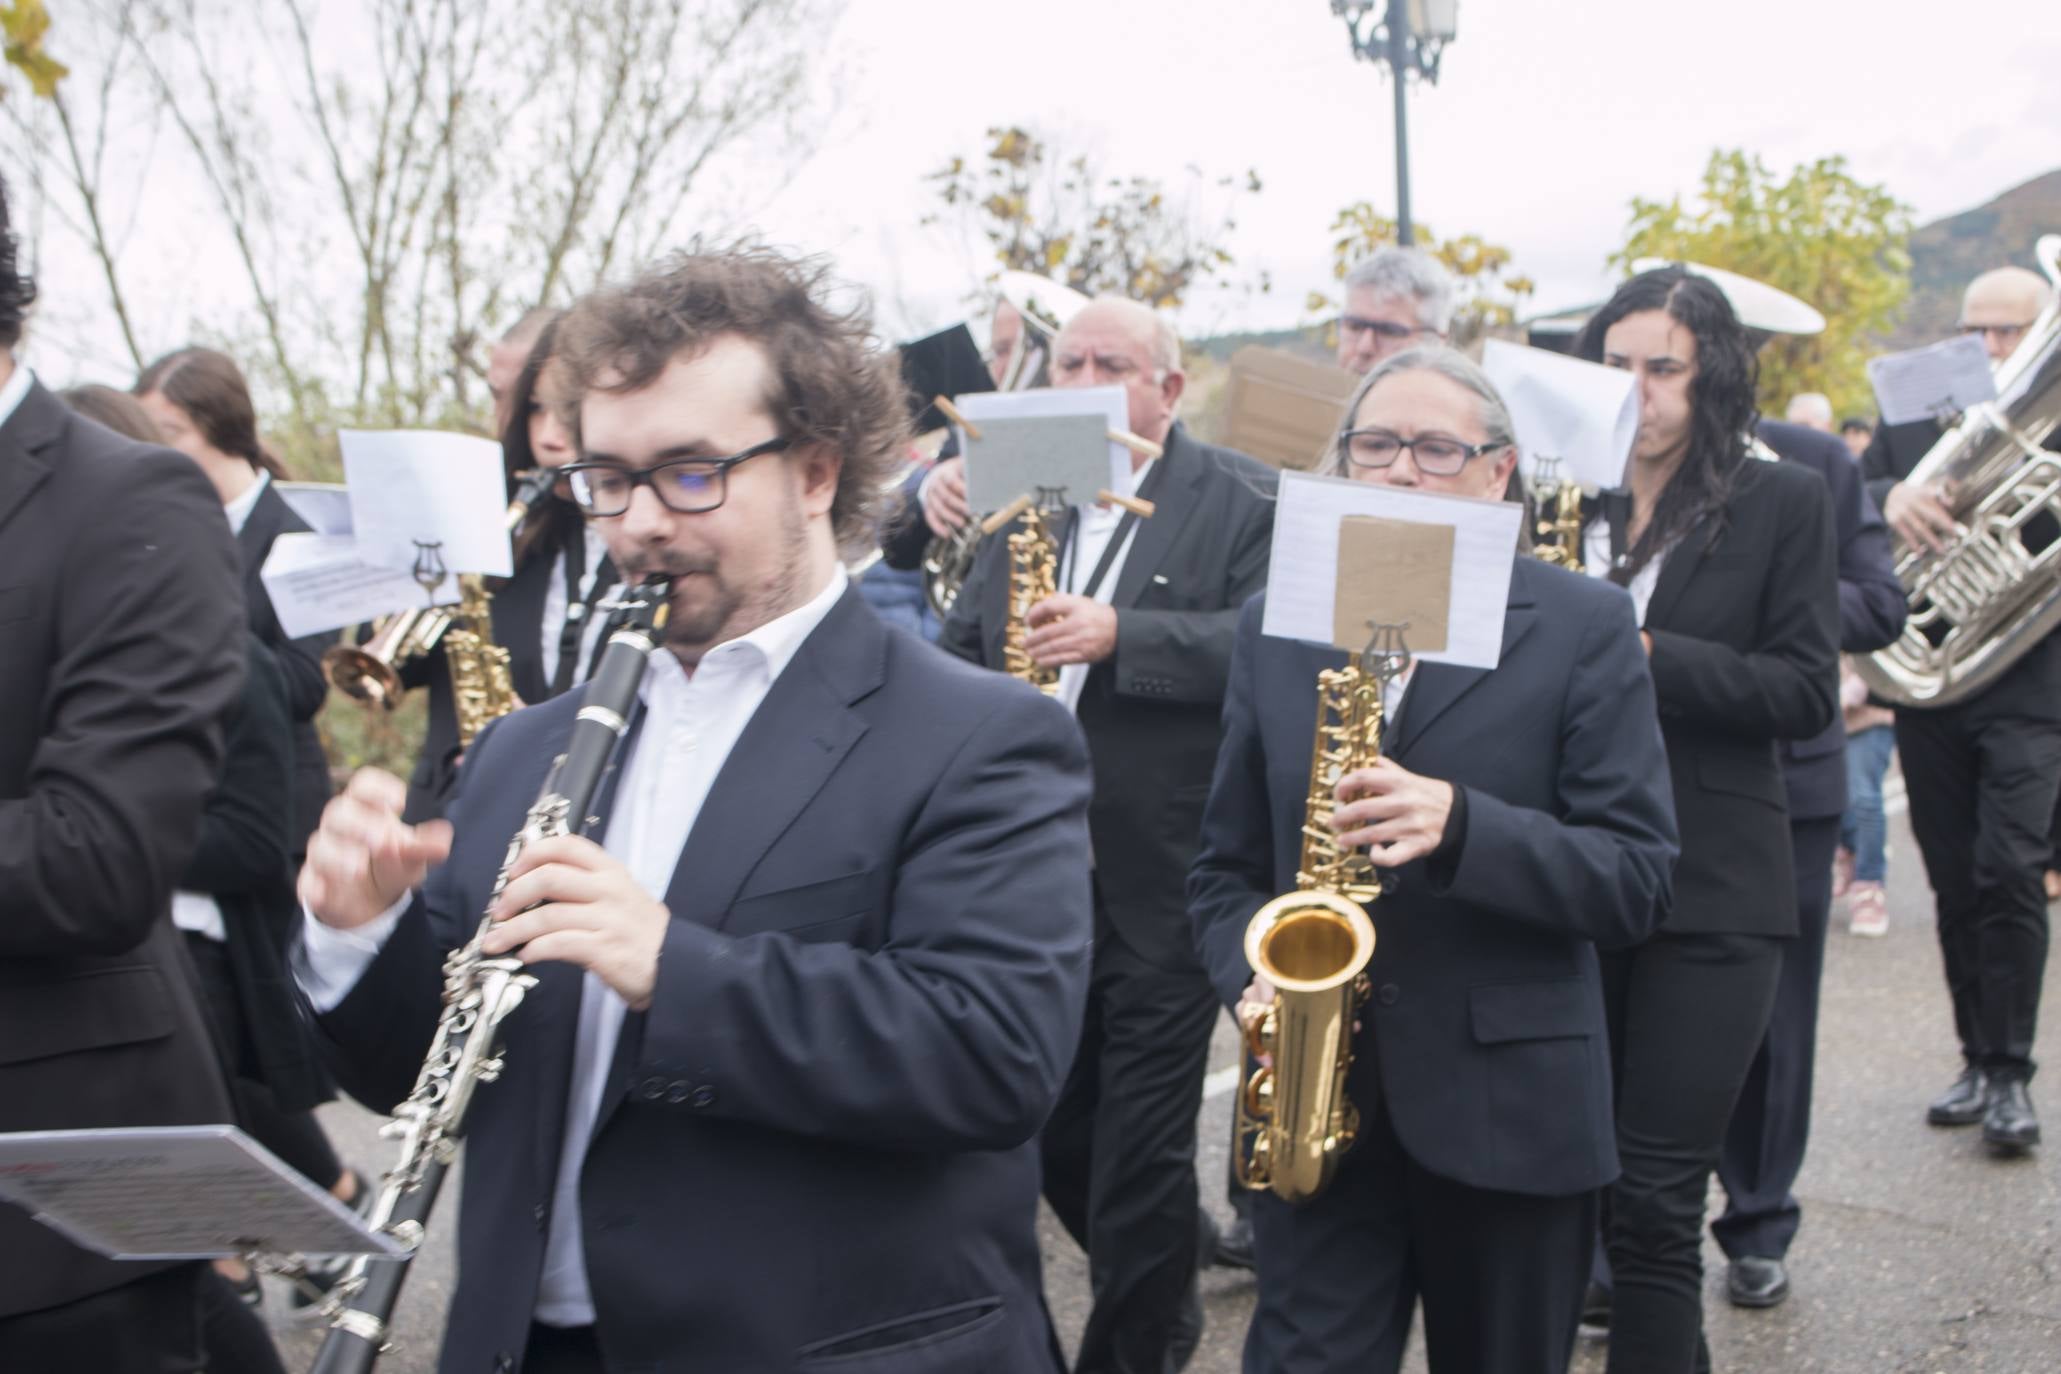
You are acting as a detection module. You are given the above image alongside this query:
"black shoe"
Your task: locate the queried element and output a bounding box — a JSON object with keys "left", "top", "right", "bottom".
{"left": 1727, "top": 1256, "right": 1790, "bottom": 1308}
{"left": 1577, "top": 1280, "right": 1611, "bottom": 1340}
{"left": 1982, "top": 1077, "right": 2041, "bottom": 1154}
{"left": 1211, "top": 1214, "right": 1256, "bottom": 1271}
{"left": 1927, "top": 1067, "right": 1989, "bottom": 1125}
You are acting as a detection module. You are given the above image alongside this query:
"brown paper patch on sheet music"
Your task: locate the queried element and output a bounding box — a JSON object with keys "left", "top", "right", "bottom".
{"left": 1332, "top": 515, "right": 1453, "bottom": 654}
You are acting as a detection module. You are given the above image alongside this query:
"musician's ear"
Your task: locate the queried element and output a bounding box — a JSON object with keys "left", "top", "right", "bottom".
{"left": 793, "top": 439, "right": 842, "bottom": 518}
{"left": 1484, "top": 444, "right": 1520, "bottom": 501}
{"left": 1160, "top": 366, "right": 1187, "bottom": 412}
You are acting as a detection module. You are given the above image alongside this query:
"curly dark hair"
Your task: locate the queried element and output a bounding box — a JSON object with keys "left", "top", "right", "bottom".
{"left": 1575, "top": 266, "right": 1758, "bottom": 583}
{"left": 0, "top": 174, "right": 36, "bottom": 351}
{"left": 553, "top": 242, "right": 910, "bottom": 555}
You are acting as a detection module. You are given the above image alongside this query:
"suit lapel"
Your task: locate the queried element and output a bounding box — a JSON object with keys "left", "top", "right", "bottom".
{"left": 1109, "top": 426, "right": 1203, "bottom": 609}
{"left": 1388, "top": 566, "right": 1539, "bottom": 759}
{"left": 1638, "top": 510, "right": 1716, "bottom": 631}
{"left": 591, "top": 591, "right": 882, "bottom": 1138}
{"left": 0, "top": 383, "right": 65, "bottom": 539}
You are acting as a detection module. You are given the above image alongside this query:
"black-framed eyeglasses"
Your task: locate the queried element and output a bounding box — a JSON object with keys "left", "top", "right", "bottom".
{"left": 1339, "top": 428, "right": 1503, "bottom": 477}
{"left": 1340, "top": 316, "right": 1436, "bottom": 342}
{"left": 562, "top": 435, "right": 793, "bottom": 516}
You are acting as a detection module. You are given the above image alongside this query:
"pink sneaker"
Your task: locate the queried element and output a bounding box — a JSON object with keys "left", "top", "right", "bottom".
{"left": 1848, "top": 882, "right": 1887, "bottom": 937}
{"left": 1832, "top": 848, "right": 1855, "bottom": 900}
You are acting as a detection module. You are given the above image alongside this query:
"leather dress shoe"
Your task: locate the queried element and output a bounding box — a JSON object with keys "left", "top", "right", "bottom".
{"left": 1982, "top": 1077, "right": 2041, "bottom": 1154}
{"left": 1927, "top": 1066, "right": 1988, "bottom": 1125}
{"left": 1211, "top": 1213, "right": 1256, "bottom": 1271}
{"left": 1726, "top": 1256, "right": 1790, "bottom": 1308}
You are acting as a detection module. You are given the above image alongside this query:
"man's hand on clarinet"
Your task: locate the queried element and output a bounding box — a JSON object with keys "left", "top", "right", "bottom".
{"left": 922, "top": 457, "right": 971, "bottom": 538}
{"left": 1332, "top": 758, "right": 1453, "bottom": 867}
{"left": 480, "top": 835, "right": 669, "bottom": 1011}
{"left": 298, "top": 768, "right": 452, "bottom": 930}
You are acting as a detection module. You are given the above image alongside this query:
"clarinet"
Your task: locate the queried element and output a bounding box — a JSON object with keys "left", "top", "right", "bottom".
{"left": 309, "top": 577, "right": 672, "bottom": 1374}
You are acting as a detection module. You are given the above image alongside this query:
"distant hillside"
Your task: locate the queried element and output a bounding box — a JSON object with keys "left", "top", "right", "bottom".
{"left": 1185, "top": 323, "right": 1333, "bottom": 366}
{"left": 1888, "top": 167, "right": 2060, "bottom": 349}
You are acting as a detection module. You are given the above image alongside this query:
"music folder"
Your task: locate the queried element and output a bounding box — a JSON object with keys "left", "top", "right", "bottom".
{"left": 0, "top": 1125, "right": 405, "bottom": 1260}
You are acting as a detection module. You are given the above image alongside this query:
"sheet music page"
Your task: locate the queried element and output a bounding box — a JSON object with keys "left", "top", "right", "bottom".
{"left": 261, "top": 531, "right": 453, "bottom": 637}
{"left": 1482, "top": 339, "right": 1639, "bottom": 490}
{"left": 274, "top": 481, "right": 354, "bottom": 536}
{"left": 1866, "top": 335, "right": 1998, "bottom": 426}
{"left": 953, "top": 385, "right": 1131, "bottom": 502}
{"left": 0, "top": 1126, "right": 406, "bottom": 1260}
{"left": 342, "top": 429, "right": 514, "bottom": 580}
{"left": 1262, "top": 469, "right": 1521, "bottom": 670}
{"left": 961, "top": 414, "right": 1113, "bottom": 515}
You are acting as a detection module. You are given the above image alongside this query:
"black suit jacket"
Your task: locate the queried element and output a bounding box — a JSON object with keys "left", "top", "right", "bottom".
{"left": 1858, "top": 415, "right": 1942, "bottom": 513}
{"left": 0, "top": 382, "right": 244, "bottom": 1315}
{"left": 940, "top": 423, "right": 1278, "bottom": 967}
{"left": 238, "top": 479, "right": 332, "bottom": 853}
{"left": 317, "top": 587, "right": 1093, "bottom": 1373}
{"left": 188, "top": 637, "right": 329, "bottom": 1113}
{"left": 1190, "top": 562, "right": 1678, "bottom": 1197}
{"left": 1632, "top": 458, "right": 1840, "bottom": 936}
{"left": 1756, "top": 421, "right": 1906, "bottom": 819}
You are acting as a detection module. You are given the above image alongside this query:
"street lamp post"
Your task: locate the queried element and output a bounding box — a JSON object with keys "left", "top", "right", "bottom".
{"left": 1331, "top": 0, "right": 1459, "bottom": 247}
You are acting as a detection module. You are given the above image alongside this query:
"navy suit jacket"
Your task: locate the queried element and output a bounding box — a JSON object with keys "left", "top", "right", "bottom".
{"left": 1189, "top": 560, "right": 1678, "bottom": 1198}
{"left": 317, "top": 587, "right": 1093, "bottom": 1373}
{"left": 940, "top": 424, "right": 1277, "bottom": 968}
{"left": 1756, "top": 421, "right": 1906, "bottom": 819}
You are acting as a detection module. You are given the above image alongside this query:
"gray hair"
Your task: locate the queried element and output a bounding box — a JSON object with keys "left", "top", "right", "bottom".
{"left": 1082, "top": 293, "right": 1183, "bottom": 375}
{"left": 1343, "top": 247, "right": 1458, "bottom": 334}
{"left": 1318, "top": 345, "right": 1517, "bottom": 479}
{"left": 1785, "top": 392, "right": 1834, "bottom": 428}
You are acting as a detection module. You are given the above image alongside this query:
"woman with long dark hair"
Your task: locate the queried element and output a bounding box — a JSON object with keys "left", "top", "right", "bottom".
{"left": 1574, "top": 268, "right": 1839, "bottom": 1372}
{"left": 395, "top": 310, "right": 617, "bottom": 820}
{"left": 134, "top": 348, "right": 333, "bottom": 859}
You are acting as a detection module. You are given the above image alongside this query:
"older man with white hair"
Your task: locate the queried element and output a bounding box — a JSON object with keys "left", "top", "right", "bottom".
{"left": 942, "top": 296, "right": 1277, "bottom": 1374}
{"left": 1336, "top": 246, "right": 1457, "bottom": 375}
{"left": 1862, "top": 261, "right": 2059, "bottom": 1157}
{"left": 1785, "top": 392, "right": 1835, "bottom": 431}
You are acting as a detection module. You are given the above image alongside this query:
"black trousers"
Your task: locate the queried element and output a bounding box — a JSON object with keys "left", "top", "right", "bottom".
{"left": 183, "top": 933, "right": 344, "bottom": 1188}
{"left": 1896, "top": 700, "right": 2061, "bottom": 1078}
{"left": 1242, "top": 1101, "right": 1595, "bottom": 1374}
{"left": 524, "top": 1322, "right": 605, "bottom": 1374}
{"left": 1601, "top": 931, "right": 1784, "bottom": 1374}
{"left": 1713, "top": 815, "right": 1840, "bottom": 1261}
{"left": 1041, "top": 888, "right": 1220, "bottom": 1374}
{"left": 0, "top": 1265, "right": 207, "bottom": 1374}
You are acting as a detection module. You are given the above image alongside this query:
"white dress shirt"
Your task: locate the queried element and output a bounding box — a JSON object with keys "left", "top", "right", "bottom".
{"left": 1055, "top": 457, "right": 1155, "bottom": 715}
{"left": 1583, "top": 517, "right": 1668, "bottom": 624}
{"left": 0, "top": 359, "right": 34, "bottom": 431}
{"left": 171, "top": 469, "right": 272, "bottom": 943}
{"left": 295, "top": 566, "right": 849, "bottom": 1326}
{"left": 539, "top": 523, "right": 613, "bottom": 692}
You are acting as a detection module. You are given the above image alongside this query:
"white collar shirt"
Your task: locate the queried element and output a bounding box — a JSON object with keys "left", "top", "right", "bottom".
{"left": 1054, "top": 455, "right": 1155, "bottom": 715}
{"left": 0, "top": 361, "right": 32, "bottom": 432}
{"left": 1582, "top": 517, "right": 1668, "bottom": 624}
{"left": 294, "top": 565, "right": 848, "bottom": 1329}
{"left": 223, "top": 468, "right": 270, "bottom": 536}
{"left": 539, "top": 523, "right": 613, "bottom": 692}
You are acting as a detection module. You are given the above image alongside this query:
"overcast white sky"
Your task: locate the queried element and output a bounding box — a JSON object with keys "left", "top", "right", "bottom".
{"left": 18, "top": 0, "right": 2061, "bottom": 380}
{"left": 751, "top": 0, "right": 2061, "bottom": 340}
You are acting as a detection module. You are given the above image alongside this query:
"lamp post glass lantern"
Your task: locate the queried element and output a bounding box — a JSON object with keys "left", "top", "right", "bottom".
{"left": 1330, "top": 0, "right": 1459, "bottom": 247}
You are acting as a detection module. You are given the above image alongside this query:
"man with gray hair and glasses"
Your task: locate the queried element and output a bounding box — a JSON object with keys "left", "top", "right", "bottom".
{"left": 1336, "top": 246, "right": 1457, "bottom": 375}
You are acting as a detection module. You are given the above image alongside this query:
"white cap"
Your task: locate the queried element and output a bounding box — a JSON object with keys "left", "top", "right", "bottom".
{"left": 1629, "top": 258, "right": 1826, "bottom": 336}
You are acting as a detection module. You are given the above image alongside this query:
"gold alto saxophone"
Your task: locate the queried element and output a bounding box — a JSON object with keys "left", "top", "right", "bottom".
{"left": 1235, "top": 622, "right": 1410, "bottom": 1203}
{"left": 325, "top": 469, "right": 556, "bottom": 744}
{"left": 306, "top": 578, "right": 672, "bottom": 1374}
{"left": 1526, "top": 457, "right": 1586, "bottom": 570}
{"left": 998, "top": 487, "right": 1065, "bottom": 695}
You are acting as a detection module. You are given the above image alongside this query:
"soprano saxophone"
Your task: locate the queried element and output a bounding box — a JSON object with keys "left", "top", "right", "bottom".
{"left": 307, "top": 577, "right": 672, "bottom": 1374}
{"left": 1234, "top": 623, "right": 1409, "bottom": 1203}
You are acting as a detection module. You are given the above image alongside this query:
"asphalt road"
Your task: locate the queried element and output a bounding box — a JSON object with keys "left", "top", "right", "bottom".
{"left": 267, "top": 802, "right": 2060, "bottom": 1373}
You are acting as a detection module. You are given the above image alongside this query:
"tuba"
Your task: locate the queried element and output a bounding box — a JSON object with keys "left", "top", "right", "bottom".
{"left": 1234, "top": 623, "right": 1409, "bottom": 1203}
{"left": 305, "top": 580, "right": 672, "bottom": 1374}
{"left": 324, "top": 468, "right": 557, "bottom": 741}
{"left": 1856, "top": 235, "right": 2061, "bottom": 708}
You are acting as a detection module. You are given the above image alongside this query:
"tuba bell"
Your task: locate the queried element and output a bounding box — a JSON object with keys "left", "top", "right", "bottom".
{"left": 1856, "top": 235, "right": 2061, "bottom": 708}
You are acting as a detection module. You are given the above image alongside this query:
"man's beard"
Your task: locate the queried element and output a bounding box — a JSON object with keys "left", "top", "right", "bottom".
{"left": 621, "top": 493, "right": 810, "bottom": 657}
